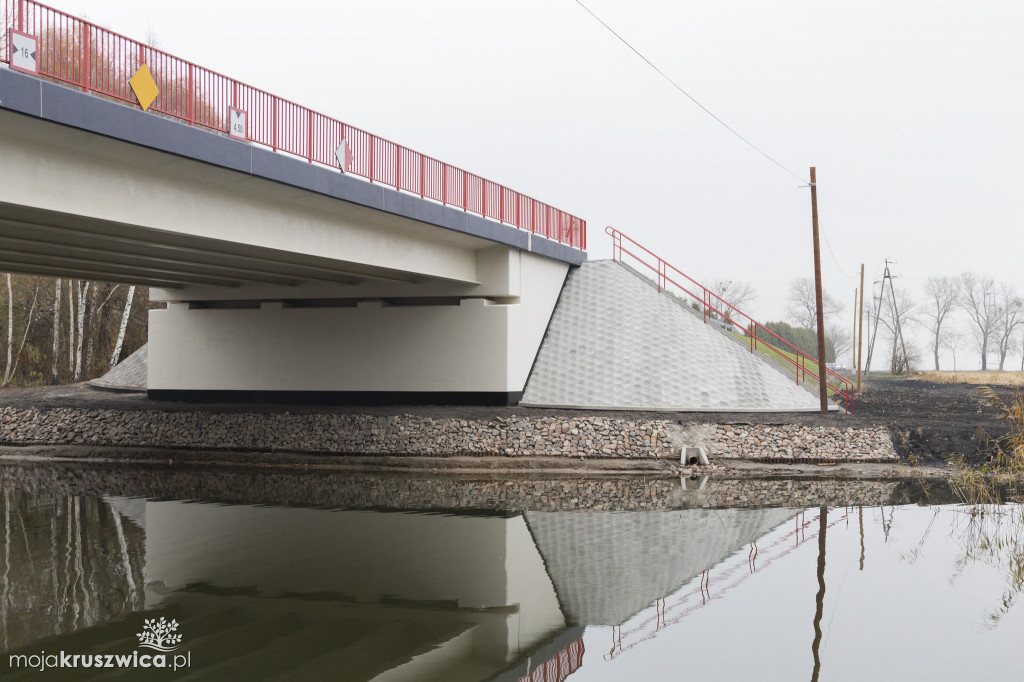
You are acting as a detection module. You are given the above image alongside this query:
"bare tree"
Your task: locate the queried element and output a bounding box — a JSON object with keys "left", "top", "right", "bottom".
{"left": 959, "top": 272, "right": 1000, "bottom": 370}
{"left": 921, "top": 276, "right": 959, "bottom": 371}
{"left": 994, "top": 283, "right": 1024, "bottom": 371}
{"left": 51, "top": 279, "right": 61, "bottom": 384}
{"left": 787, "top": 277, "right": 843, "bottom": 330}
{"left": 825, "top": 320, "right": 852, "bottom": 365}
{"left": 708, "top": 279, "right": 757, "bottom": 324}
{"left": 4, "top": 274, "right": 10, "bottom": 380}
{"left": 109, "top": 286, "right": 135, "bottom": 368}
{"left": 710, "top": 279, "right": 757, "bottom": 310}
{"left": 2, "top": 275, "right": 42, "bottom": 387}
{"left": 67, "top": 280, "right": 76, "bottom": 377}
{"left": 947, "top": 329, "right": 965, "bottom": 371}
{"left": 73, "top": 281, "right": 89, "bottom": 381}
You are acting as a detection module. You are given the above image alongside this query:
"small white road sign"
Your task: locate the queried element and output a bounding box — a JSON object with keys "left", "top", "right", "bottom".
{"left": 228, "top": 108, "right": 247, "bottom": 140}
{"left": 10, "top": 30, "right": 37, "bottom": 75}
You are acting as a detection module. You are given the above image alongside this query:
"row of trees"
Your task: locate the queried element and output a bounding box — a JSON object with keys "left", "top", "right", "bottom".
{"left": 780, "top": 273, "right": 1023, "bottom": 374}
{"left": 916, "top": 273, "right": 1022, "bottom": 371}
{"left": 708, "top": 277, "right": 847, "bottom": 363}
{"left": 1, "top": 273, "right": 148, "bottom": 387}
{"left": 712, "top": 272, "right": 1023, "bottom": 375}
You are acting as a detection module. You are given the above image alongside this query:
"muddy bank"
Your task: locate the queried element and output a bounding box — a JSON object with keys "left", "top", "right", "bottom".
{"left": 0, "top": 457, "right": 951, "bottom": 511}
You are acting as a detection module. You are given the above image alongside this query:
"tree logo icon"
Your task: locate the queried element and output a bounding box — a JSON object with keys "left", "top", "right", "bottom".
{"left": 137, "top": 617, "right": 183, "bottom": 652}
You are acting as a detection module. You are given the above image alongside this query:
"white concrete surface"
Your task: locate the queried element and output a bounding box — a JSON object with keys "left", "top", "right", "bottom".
{"left": 521, "top": 260, "right": 824, "bottom": 411}
{"left": 0, "top": 109, "right": 500, "bottom": 287}
{"left": 148, "top": 251, "right": 568, "bottom": 394}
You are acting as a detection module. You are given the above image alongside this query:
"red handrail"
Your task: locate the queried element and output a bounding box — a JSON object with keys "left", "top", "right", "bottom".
{"left": 0, "top": 0, "right": 586, "bottom": 251}
{"left": 606, "top": 226, "right": 854, "bottom": 412}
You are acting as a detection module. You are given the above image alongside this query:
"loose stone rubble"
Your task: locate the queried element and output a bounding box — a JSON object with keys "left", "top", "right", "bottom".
{"left": 0, "top": 407, "right": 898, "bottom": 462}
{"left": 0, "top": 407, "right": 677, "bottom": 458}
{"left": 687, "top": 423, "right": 898, "bottom": 462}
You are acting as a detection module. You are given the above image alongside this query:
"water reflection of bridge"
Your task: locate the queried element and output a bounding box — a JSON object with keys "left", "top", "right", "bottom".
{"left": 1, "top": 488, "right": 831, "bottom": 680}
{"left": 597, "top": 508, "right": 852, "bottom": 661}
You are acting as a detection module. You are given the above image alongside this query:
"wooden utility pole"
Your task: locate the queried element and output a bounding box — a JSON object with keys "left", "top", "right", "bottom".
{"left": 856, "top": 264, "right": 865, "bottom": 393}
{"left": 809, "top": 167, "right": 828, "bottom": 413}
{"left": 851, "top": 288, "right": 857, "bottom": 369}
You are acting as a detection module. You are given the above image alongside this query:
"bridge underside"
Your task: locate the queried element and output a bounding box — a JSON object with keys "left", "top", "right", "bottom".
{"left": 0, "top": 70, "right": 581, "bottom": 403}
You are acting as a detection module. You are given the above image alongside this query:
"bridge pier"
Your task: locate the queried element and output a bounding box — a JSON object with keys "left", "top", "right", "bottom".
{"left": 148, "top": 250, "right": 569, "bottom": 404}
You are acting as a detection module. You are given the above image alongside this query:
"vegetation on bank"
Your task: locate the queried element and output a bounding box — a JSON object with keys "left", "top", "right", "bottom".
{"left": 912, "top": 370, "right": 1024, "bottom": 387}
{"left": 1, "top": 273, "right": 150, "bottom": 387}
{"left": 946, "top": 386, "right": 1024, "bottom": 626}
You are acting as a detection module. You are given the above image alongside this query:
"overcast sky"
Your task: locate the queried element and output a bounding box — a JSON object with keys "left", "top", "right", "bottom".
{"left": 46, "top": 0, "right": 1024, "bottom": 368}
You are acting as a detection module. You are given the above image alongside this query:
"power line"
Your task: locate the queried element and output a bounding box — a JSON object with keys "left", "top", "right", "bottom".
{"left": 820, "top": 229, "right": 856, "bottom": 279}
{"left": 575, "top": 1, "right": 862, "bottom": 280}
{"left": 573, "top": 0, "right": 807, "bottom": 184}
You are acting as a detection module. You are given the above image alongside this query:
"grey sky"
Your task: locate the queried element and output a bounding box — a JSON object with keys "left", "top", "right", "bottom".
{"left": 52, "top": 0, "right": 1024, "bottom": 368}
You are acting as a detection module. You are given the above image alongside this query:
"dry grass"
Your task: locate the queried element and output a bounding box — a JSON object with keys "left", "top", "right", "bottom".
{"left": 912, "top": 370, "right": 1024, "bottom": 387}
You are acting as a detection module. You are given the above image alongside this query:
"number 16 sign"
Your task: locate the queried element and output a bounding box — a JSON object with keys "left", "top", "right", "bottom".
{"left": 9, "top": 30, "right": 37, "bottom": 75}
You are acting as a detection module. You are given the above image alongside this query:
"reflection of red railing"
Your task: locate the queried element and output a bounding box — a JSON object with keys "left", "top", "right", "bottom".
{"left": 605, "top": 508, "right": 852, "bottom": 661}
{"left": 518, "top": 638, "right": 585, "bottom": 682}
{"left": 605, "top": 226, "right": 853, "bottom": 412}
{"left": 0, "top": 0, "right": 586, "bottom": 250}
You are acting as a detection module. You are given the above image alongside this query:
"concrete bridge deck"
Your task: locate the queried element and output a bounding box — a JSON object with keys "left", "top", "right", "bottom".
{"left": 0, "top": 61, "right": 582, "bottom": 404}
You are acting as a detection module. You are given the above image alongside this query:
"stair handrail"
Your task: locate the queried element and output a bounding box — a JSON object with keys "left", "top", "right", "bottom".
{"left": 605, "top": 226, "right": 854, "bottom": 413}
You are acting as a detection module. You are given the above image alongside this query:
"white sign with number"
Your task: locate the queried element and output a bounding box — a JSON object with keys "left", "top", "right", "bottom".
{"left": 228, "top": 108, "right": 247, "bottom": 141}
{"left": 10, "top": 30, "right": 37, "bottom": 75}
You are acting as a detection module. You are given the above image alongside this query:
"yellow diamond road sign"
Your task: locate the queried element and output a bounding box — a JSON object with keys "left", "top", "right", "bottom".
{"left": 129, "top": 64, "right": 159, "bottom": 112}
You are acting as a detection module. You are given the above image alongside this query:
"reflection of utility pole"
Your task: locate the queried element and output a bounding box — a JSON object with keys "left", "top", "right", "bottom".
{"left": 810, "top": 506, "right": 827, "bottom": 682}
{"left": 859, "top": 506, "right": 865, "bottom": 571}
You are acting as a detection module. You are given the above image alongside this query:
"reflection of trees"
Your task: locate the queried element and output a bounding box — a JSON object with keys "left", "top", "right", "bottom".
{"left": 952, "top": 505, "right": 1024, "bottom": 629}
{"left": 0, "top": 490, "right": 145, "bottom": 652}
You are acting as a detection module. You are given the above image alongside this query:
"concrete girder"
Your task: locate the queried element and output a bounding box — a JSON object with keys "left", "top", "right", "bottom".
{"left": 0, "top": 233, "right": 305, "bottom": 286}
{"left": 0, "top": 259, "right": 186, "bottom": 289}
{"left": 0, "top": 109, "right": 483, "bottom": 288}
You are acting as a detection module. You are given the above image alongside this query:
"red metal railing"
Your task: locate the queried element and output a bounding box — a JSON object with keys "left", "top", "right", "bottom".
{"left": 517, "top": 639, "right": 584, "bottom": 682}
{"left": 605, "top": 508, "right": 851, "bottom": 661}
{"left": 0, "top": 0, "right": 586, "bottom": 250}
{"left": 606, "top": 226, "right": 854, "bottom": 412}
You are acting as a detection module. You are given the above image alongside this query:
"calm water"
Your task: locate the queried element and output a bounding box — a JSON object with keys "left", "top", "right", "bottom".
{"left": 1, "top": 462, "right": 1022, "bottom": 680}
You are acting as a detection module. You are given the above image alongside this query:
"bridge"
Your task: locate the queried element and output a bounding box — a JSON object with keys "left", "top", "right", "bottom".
{"left": 0, "top": 1, "right": 854, "bottom": 412}
{"left": 0, "top": 0, "right": 585, "bottom": 404}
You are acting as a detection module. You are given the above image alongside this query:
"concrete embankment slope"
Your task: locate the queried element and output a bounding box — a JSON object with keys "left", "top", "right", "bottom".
{"left": 90, "top": 344, "right": 148, "bottom": 391}
{"left": 522, "top": 260, "right": 822, "bottom": 412}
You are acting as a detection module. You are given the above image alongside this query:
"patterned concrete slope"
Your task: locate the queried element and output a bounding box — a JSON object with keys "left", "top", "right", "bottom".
{"left": 90, "top": 343, "right": 147, "bottom": 391}
{"left": 521, "top": 260, "right": 821, "bottom": 411}
{"left": 524, "top": 508, "right": 797, "bottom": 626}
